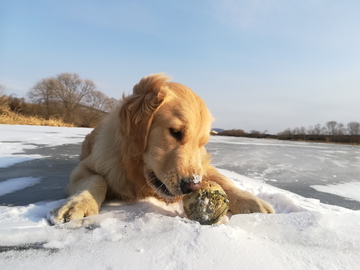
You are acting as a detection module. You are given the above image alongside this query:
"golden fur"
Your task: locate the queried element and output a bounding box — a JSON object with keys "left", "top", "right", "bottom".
{"left": 49, "top": 74, "right": 274, "bottom": 224}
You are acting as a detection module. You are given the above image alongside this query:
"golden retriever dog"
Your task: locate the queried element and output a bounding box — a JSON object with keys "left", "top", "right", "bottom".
{"left": 49, "top": 74, "right": 274, "bottom": 224}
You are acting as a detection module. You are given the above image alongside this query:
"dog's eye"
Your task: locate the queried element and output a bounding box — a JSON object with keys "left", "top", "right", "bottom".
{"left": 169, "top": 128, "right": 182, "bottom": 141}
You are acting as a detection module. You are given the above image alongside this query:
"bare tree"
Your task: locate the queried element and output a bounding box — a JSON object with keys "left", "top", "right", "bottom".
{"left": 54, "top": 73, "right": 95, "bottom": 120}
{"left": 27, "top": 73, "right": 97, "bottom": 123}
{"left": 249, "top": 129, "right": 261, "bottom": 135}
{"left": 0, "top": 84, "right": 5, "bottom": 96}
{"left": 277, "top": 128, "right": 292, "bottom": 136}
{"left": 308, "top": 124, "right": 322, "bottom": 135}
{"left": 84, "top": 90, "right": 109, "bottom": 112}
{"left": 27, "top": 77, "right": 57, "bottom": 119}
{"left": 0, "top": 84, "right": 7, "bottom": 112}
{"left": 314, "top": 124, "right": 323, "bottom": 135}
{"left": 325, "top": 121, "right": 338, "bottom": 135}
{"left": 105, "top": 97, "right": 119, "bottom": 112}
{"left": 292, "top": 127, "right": 300, "bottom": 135}
{"left": 347, "top": 121, "right": 360, "bottom": 135}
{"left": 307, "top": 125, "right": 314, "bottom": 135}
{"left": 335, "top": 122, "right": 346, "bottom": 135}
{"left": 290, "top": 126, "right": 306, "bottom": 138}
{"left": 321, "top": 126, "right": 327, "bottom": 135}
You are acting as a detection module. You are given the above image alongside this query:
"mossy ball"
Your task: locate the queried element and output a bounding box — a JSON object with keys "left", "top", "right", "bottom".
{"left": 183, "top": 180, "right": 229, "bottom": 225}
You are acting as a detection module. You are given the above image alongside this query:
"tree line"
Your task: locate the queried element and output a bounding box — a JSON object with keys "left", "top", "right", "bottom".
{"left": 0, "top": 73, "right": 119, "bottom": 127}
{"left": 278, "top": 121, "right": 360, "bottom": 136}
{"left": 216, "top": 129, "right": 271, "bottom": 138}
{"left": 276, "top": 121, "right": 360, "bottom": 144}
{"left": 215, "top": 121, "right": 360, "bottom": 145}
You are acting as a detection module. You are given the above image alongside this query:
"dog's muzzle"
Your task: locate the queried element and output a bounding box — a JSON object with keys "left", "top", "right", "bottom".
{"left": 179, "top": 178, "right": 201, "bottom": 194}
{"left": 146, "top": 171, "right": 202, "bottom": 197}
{"left": 147, "top": 171, "right": 175, "bottom": 197}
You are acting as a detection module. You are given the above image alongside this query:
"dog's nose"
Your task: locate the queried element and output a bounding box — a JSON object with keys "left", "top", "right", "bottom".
{"left": 180, "top": 179, "right": 201, "bottom": 194}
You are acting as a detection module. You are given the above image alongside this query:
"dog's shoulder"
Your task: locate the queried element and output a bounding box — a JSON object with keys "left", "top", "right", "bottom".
{"left": 79, "top": 104, "right": 122, "bottom": 160}
{"left": 79, "top": 127, "right": 99, "bottom": 161}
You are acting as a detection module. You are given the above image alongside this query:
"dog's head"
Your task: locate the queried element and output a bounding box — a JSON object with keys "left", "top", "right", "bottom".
{"left": 119, "top": 74, "right": 213, "bottom": 198}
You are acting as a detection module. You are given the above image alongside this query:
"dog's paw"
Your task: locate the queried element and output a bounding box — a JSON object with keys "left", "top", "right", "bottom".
{"left": 228, "top": 190, "right": 274, "bottom": 214}
{"left": 47, "top": 191, "right": 99, "bottom": 225}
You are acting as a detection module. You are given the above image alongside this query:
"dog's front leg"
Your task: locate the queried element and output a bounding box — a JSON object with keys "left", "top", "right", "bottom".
{"left": 48, "top": 162, "right": 108, "bottom": 224}
{"left": 203, "top": 166, "right": 274, "bottom": 214}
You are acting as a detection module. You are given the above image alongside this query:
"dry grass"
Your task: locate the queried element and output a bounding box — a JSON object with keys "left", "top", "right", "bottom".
{"left": 1, "top": 97, "right": 74, "bottom": 127}
{"left": 0, "top": 110, "right": 75, "bottom": 127}
{"left": 1, "top": 94, "right": 108, "bottom": 128}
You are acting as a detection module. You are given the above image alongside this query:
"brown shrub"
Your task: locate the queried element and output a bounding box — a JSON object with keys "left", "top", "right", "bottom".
{"left": 217, "top": 129, "right": 246, "bottom": 137}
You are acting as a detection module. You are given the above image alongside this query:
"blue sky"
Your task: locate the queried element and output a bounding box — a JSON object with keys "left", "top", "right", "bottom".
{"left": 1, "top": 0, "right": 360, "bottom": 133}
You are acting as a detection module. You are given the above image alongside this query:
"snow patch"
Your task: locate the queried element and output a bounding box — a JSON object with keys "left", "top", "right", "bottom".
{"left": 0, "top": 157, "right": 35, "bottom": 168}
{"left": 0, "top": 124, "right": 91, "bottom": 168}
{"left": 0, "top": 177, "right": 42, "bottom": 197}
{"left": 311, "top": 181, "right": 360, "bottom": 202}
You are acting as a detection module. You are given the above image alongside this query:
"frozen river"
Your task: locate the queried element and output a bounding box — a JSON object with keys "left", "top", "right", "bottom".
{"left": 207, "top": 136, "right": 360, "bottom": 210}
{"left": 1, "top": 125, "right": 359, "bottom": 210}
{"left": 1, "top": 125, "right": 360, "bottom": 269}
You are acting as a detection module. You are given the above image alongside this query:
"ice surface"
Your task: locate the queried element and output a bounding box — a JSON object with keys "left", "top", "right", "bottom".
{"left": 0, "top": 125, "right": 360, "bottom": 269}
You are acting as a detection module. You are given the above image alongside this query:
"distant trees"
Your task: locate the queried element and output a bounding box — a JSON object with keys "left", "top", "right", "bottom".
{"left": 28, "top": 77, "right": 58, "bottom": 119}
{"left": 249, "top": 129, "right": 268, "bottom": 135}
{"left": 216, "top": 129, "right": 275, "bottom": 139}
{"left": 55, "top": 73, "right": 96, "bottom": 121}
{"left": 28, "top": 73, "right": 96, "bottom": 121}
{"left": 0, "top": 84, "right": 7, "bottom": 112}
{"left": 0, "top": 84, "right": 5, "bottom": 96}
{"left": 277, "top": 120, "right": 360, "bottom": 144}
{"left": 347, "top": 121, "right": 360, "bottom": 135}
{"left": 83, "top": 90, "right": 116, "bottom": 112}
{"left": 25, "top": 73, "right": 119, "bottom": 126}
{"left": 279, "top": 121, "right": 360, "bottom": 137}
{"left": 324, "top": 121, "right": 346, "bottom": 135}
{"left": 218, "top": 129, "right": 246, "bottom": 136}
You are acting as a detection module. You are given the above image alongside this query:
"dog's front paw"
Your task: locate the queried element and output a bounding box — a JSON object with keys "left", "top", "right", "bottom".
{"left": 47, "top": 191, "right": 99, "bottom": 225}
{"left": 228, "top": 189, "right": 274, "bottom": 214}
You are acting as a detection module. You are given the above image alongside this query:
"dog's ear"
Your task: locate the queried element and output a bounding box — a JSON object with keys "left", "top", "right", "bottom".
{"left": 119, "top": 73, "right": 169, "bottom": 160}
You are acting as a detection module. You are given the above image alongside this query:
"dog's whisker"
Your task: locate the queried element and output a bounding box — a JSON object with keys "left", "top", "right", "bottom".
{"left": 137, "top": 174, "right": 159, "bottom": 196}
{"left": 137, "top": 182, "right": 149, "bottom": 196}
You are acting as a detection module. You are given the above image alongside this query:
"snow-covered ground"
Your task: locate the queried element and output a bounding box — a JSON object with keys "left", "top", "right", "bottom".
{"left": 0, "top": 124, "right": 359, "bottom": 269}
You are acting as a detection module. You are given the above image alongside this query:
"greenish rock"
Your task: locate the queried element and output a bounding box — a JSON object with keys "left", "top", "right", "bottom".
{"left": 183, "top": 181, "right": 229, "bottom": 225}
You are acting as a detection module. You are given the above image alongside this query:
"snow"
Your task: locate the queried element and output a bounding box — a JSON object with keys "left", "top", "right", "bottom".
{"left": 0, "top": 124, "right": 90, "bottom": 145}
{"left": 1, "top": 124, "right": 360, "bottom": 269}
{"left": 311, "top": 181, "right": 360, "bottom": 202}
{"left": 0, "top": 156, "right": 36, "bottom": 168}
{"left": 0, "top": 177, "right": 41, "bottom": 196}
{"left": 0, "top": 124, "right": 90, "bottom": 168}
{"left": 0, "top": 142, "right": 43, "bottom": 168}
